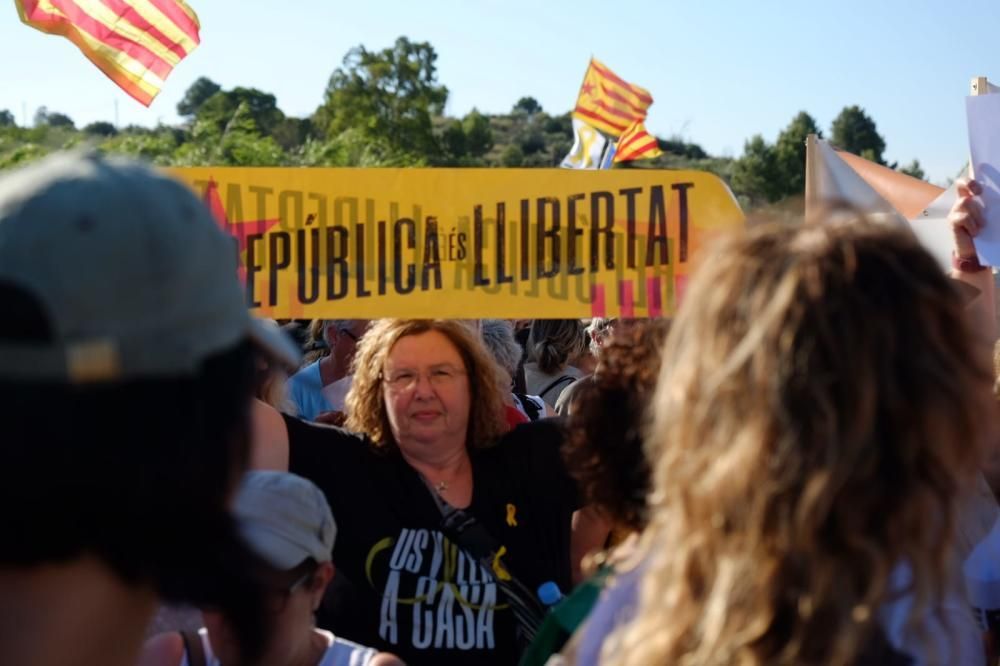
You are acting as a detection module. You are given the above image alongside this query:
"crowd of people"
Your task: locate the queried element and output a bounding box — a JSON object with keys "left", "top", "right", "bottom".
{"left": 4, "top": 150, "right": 1000, "bottom": 666}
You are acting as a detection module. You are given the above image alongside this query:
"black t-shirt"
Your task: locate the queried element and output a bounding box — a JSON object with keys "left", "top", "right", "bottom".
{"left": 285, "top": 415, "right": 578, "bottom": 666}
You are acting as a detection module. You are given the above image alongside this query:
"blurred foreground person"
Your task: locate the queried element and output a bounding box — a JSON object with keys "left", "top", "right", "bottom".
{"left": 580, "top": 218, "right": 996, "bottom": 665}
{"left": 139, "top": 472, "right": 403, "bottom": 666}
{"left": 0, "top": 152, "right": 299, "bottom": 666}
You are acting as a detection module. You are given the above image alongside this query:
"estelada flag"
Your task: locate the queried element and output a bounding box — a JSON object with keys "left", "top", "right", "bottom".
{"left": 16, "top": 0, "right": 201, "bottom": 106}
{"left": 614, "top": 120, "right": 663, "bottom": 163}
{"left": 573, "top": 58, "right": 653, "bottom": 137}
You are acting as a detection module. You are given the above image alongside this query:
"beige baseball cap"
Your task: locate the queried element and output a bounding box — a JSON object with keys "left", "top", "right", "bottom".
{"left": 0, "top": 151, "right": 299, "bottom": 382}
{"left": 234, "top": 471, "right": 336, "bottom": 570}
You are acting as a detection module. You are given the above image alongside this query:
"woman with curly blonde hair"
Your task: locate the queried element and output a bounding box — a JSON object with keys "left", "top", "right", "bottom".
{"left": 251, "top": 319, "right": 581, "bottom": 666}
{"left": 576, "top": 219, "right": 997, "bottom": 665}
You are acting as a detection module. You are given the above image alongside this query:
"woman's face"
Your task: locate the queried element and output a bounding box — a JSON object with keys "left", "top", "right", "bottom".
{"left": 382, "top": 330, "right": 472, "bottom": 453}
{"left": 203, "top": 563, "right": 330, "bottom": 664}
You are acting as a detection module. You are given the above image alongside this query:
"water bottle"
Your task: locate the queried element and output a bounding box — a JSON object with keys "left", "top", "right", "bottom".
{"left": 537, "top": 581, "right": 564, "bottom": 609}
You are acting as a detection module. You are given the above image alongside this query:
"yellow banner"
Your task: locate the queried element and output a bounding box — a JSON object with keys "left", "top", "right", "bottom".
{"left": 170, "top": 168, "right": 744, "bottom": 319}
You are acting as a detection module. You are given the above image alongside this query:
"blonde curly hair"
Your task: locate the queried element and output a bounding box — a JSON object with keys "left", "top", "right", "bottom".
{"left": 601, "top": 220, "right": 994, "bottom": 665}
{"left": 344, "top": 319, "right": 510, "bottom": 450}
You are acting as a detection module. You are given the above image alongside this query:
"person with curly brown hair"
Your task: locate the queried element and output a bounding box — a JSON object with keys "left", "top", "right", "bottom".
{"left": 578, "top": 217, "right": 996, "bottom": 666}
{"left": 251, "top": 319, "right": 580, "bottom": 666}
{"left": 519, "top": 320, "right": 671, "bottom": 666}
{"left": 562, "top": 320, "right": 671, "bottom": 557}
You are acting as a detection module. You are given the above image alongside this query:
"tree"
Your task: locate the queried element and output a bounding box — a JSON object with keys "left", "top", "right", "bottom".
{"left": 900, "top": 159, "right": 925, "bottom": 180}
{"left": 177, "top": 77, "right": 221, "bottom": 117}
{"left": 441, "top": 119, "right": 466, "bottom": 159}
{"left": 830, "top": 105, "right": 886, "bottom": 165}
{"left": 730, "top": 135, "right": 782, "bottom": 204}
{"left": 514, "top": 97, "right": 541, "bottom": 115}
{"left": 314, "top": 37, "right": 448, "bottom": 159}
{"left": 462, "top": 109, "right": 493, "bottom": 157}
{"left": 660, "top": 136, "right": 707, "bottom": 159}
{"left": 196, "top": 87, "right": 284, "bottom": 135}
{"left": 271, "top": 117, "right": 313, "bottom": 151}
{"left": 83, "top": 121, "right": 118, "bottom": 137}
{"left": 0, "top": 110, "right": 15, "bottom": 128}
{"left": 774, "top": 111, "right": 822, "bottom": 197}
{"left": 34, "top": 107, "right": 74, "bottom": 129}
{"left": 500, "top": 144, "right": 524, "bottom": 167}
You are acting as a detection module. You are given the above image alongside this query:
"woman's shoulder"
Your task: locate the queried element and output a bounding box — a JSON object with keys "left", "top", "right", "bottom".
{"left": 485, "top": 418, "right": 568, "bottom": 479}
{"left": 496, "top": 417, "right": 565, "bottom": 450}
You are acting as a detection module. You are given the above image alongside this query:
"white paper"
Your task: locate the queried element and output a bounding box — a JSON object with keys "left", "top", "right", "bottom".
{"left": 811, "top": 139, "right": 908, "bottom": 226}
{"left": 966, "top": 94, "right": 1000, "bottom": 265}
{"left": 907, "top": 184, "right": 958, "bottom": 272}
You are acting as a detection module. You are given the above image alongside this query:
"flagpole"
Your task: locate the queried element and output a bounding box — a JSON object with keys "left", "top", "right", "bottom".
{"left": 804, "top": 133, "right": 819, "bottom": 220}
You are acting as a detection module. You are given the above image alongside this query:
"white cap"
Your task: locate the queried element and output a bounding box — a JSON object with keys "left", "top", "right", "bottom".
{"left": 233, "top": 471, "right": 336, "bottom": 570}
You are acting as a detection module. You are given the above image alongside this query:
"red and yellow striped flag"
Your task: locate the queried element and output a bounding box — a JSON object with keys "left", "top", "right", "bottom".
{"left": 613, "top": 120, "right": 663, "bottom": 163}
{"left": 16, "top": 0, "right": 201, "bottom": 107}
{"left": 572, "top": 58, "right": 653, "bottom": 138}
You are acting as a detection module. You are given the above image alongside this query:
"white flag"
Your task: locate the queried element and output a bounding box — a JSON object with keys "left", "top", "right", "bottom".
{"left": 561, "top": 118, "right": 609, "bottom": 169}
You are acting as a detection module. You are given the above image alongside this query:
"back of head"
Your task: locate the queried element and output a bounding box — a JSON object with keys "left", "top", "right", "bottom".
{"left": 604, "top": 219, "right": 995, "bottom": 665}
{"left": 0, "top": 151, "right": 299, "bottom": 659}
{"left": 480, "top": 319, "right": 521, "bottom": 378}
{"left": 564, "top": 319, "right": 671, "bottom": 532}
{"left": 527, "top": 319, "right": 586, "bottom": 374}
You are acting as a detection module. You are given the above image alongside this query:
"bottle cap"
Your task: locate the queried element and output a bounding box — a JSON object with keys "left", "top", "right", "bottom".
{"left": 537, "top": 581, "right": 563, "bottom": 606}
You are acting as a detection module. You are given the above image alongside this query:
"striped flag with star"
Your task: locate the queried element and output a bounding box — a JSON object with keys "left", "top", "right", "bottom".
{"left": 613, "top": 120, "right": 663, "bottom": 163}
{"left": 16, "top": 0, "right": 201, "bottom": 106}
{"left": 573, "top": 57, "right": 653, "bottom": 137}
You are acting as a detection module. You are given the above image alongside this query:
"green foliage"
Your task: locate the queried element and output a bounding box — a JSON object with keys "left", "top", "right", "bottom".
{"left": 83, "top": 121, "right": 118, "bottom": 137}
{"left": 656, "top": 136, "right": 707, "bottom": 160}
{"left": 0, "top": 142, "right": 48, "bottom": 169}
{"left": 314, "top": 36, "right": 447, "bottom": 159}
{"left": 177, "top": 77, "right": 222, "bottom": 117}
{"left": 462, "top": 109, "right": 493, "bottom": 157}
{"left": 774, "top": 111, "right": 820, "bottom": 196}
{"left": 196, "top": 87, "right": 284, "bottom": 136}
{"left": 272, "top": 117, "right": 314, "bottom": 152}
{"left": 514, "top": 97, "right": 542, "bottom": 115}
{"left": 0, "top": 36, "right": 925, "bottom": 217}
{"left": 439, "top": 119, "right": 466, "bottom": 160}
{"left": 34, "top": 107, "right": 75, "bottom": 129}
{"left": 500, "top": 144, "right": 525, "bottom": 167}
{"left": 900, "top": 159, "right": 925, "bottom": 180}
{"left": 830, "top": 105, "right": 886, "bottom": 165}
{"left": 731, "top": 135, "right": 782, "bottom": 205}
{"left": 99, "top": 127, "right": 180, "bottom": 165}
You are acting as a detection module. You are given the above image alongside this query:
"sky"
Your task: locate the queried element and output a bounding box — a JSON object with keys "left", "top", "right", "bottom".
{"left": 2, "top": 0, "right": 998, "bottom": 185}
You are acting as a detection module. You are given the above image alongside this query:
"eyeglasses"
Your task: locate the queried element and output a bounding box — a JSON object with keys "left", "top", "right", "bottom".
{"left": 339, "top": 328, "right": 359, "bottom": 342}
{"left": 382, "top": 365, "right": 467, "bottom": 392}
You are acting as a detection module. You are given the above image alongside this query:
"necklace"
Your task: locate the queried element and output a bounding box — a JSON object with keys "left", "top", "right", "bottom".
{"left": 435, "top": 480, "right": 448, "bottom": 494}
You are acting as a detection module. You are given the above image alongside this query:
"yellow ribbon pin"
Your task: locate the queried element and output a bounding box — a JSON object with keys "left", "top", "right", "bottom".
{"left": 491, "top": 545, "right": 512, "bottom": 581}
{"left": 506, "top": 503, "right": 518, "bottom": 527}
